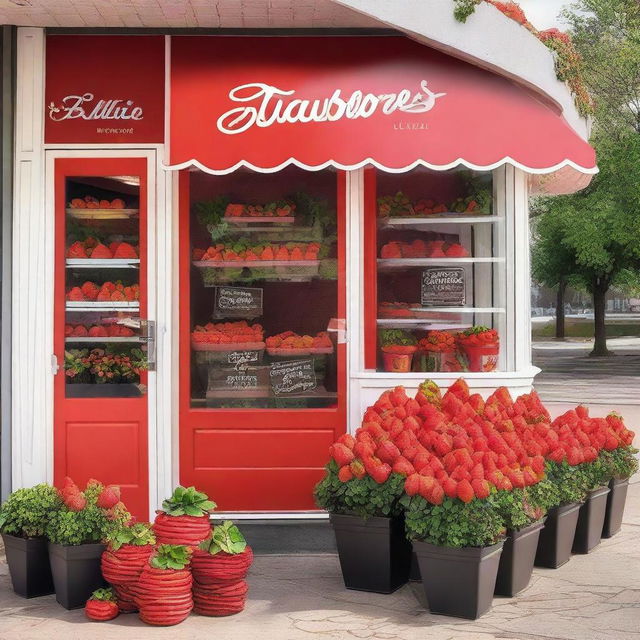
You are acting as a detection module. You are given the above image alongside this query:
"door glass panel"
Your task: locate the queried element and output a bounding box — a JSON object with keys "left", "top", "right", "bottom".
{"left": 189, "top": 167, "right": 339, "bottom": 409}
{"left": 64, "top": 175, "right": 147, "bottom": 397}
{"left": 375, "top": 167, "right": 506, "bottom": 373}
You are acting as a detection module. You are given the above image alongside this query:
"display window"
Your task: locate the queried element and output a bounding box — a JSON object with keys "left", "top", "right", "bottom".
{"left": 364, "top": 167, "right": 506, "bottom": 374}
{"left": 62, "top": 175, "right": 148, "bottom": 397}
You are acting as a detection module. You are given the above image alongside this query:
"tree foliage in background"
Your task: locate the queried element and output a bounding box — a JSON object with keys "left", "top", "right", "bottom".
{"left": 531, "top": 0, "right": 640, "bottom": 355}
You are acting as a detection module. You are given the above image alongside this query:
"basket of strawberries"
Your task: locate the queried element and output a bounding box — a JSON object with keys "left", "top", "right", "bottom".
{"left": 457, "top": 326, "right": 499, "bottom": 372}
{"left": 416, "top": 331, "right": 461, "bottom": 372}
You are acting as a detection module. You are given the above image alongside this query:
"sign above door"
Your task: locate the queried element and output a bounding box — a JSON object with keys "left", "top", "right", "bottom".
{"left": 45, "top": 35, "right": 165, "bottom": 144}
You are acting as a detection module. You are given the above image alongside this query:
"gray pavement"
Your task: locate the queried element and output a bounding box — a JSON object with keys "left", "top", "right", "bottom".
{"left": 1, "top": 479, "right": 639, "bottom": 640}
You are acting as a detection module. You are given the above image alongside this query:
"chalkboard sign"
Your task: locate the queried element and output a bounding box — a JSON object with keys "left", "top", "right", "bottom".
{"left": 214, "top": 286, "right": 263, "bottom": 318}
{"left": 227, "top": 350, "right": 259, "bottom": 367}
{"left": 270, "top": 359, "right": 317, "bottom": 396}
{"left": 421, "top": 268, "right": 465, "bottom": 306}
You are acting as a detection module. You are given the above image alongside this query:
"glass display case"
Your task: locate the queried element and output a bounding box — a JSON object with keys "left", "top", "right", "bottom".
{"left": 187, "top": 167, "right": 341, "bottom": 409}
{"left": 366, "top": 167, "right": 506, "bottom": 374}
{"left": 62, "top": 175, "right": 149, "bottom": 397}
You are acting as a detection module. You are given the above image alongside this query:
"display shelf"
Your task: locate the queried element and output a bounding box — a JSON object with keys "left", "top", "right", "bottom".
{"left": 193, "top": 260, "right": 320, "bottom": 268}
{"left": 226, "top": 216, "right": 295, "bottom": 225}
{"left": 193, "top": 386, "right": 338, "bottom": 404}
{"left": 405, "top": 306, "right": 505, "bottom": 314}
{"left": 377, "top": 257, "right": 504, "bottom": 269}
{"left": 66, "top": 258, "right": 140, "bottom": 269}
{"left": 380, "top": 215, "right": 501, "bottom": 227}
{"left": 66, "top": 301, "right": 140, "bottom": 312}
{"left": 377, "top": 319, "right": 472, "bottom": 329}
{"left": 66, "top": 208, "right": 138, "bottom": 220}
{"left": 65, "top": 336, "right": 143, "bottom": 343}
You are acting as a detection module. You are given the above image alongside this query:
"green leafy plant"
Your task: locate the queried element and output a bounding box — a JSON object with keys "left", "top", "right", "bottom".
{"left": 378, "top": 329, "right": 417, "bottom": 347}
{"left": 314, "top": 461, "right": 406, "bottom": 518}
{"left": 162, "top": 486, "right": 216, "bottom": 517}
{"left": 150, "top": 544, "right": 192, "bottom": 570}
{"left": 0, "top": 484, "right": 61, "bottom": 538}
{"left": 453, "top": 0, "right": 481, "bottom": 22}
{"left": 199, "top": 521, "right": 247, "bottom": 555}
{"left": 90, "top": 587, "right": 116, "bottom": 602}
{"left": 600, "top": 446, "right": 639, "bottom": 481}
{"left": 545, "top": 460, "right": 590, "bottom": 505}
{"left": 489, "top": 488, "right": 544, "bottom": 532}
{"left": 195, "top": 196, "right": 231, "bottom": 242}
{"left": 402, "top": 494, "right": 505, "bottom": 548}
{"left": 106, "top": 522, "right": 156, "bottom": 551}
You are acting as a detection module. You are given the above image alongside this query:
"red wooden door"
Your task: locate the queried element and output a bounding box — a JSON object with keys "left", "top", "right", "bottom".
{"left": 179, "top": 169, "right": 347, "bottom": 511}
{"left": 54, "top": 157, "right": 149, "bottom": 519}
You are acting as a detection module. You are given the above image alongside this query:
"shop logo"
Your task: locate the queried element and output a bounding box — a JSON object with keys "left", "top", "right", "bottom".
{"left": 216, "top": 81, "right": 445, "bottom": 135}
{"left": 47, "top": 93, "right": 144, "bottom": 122}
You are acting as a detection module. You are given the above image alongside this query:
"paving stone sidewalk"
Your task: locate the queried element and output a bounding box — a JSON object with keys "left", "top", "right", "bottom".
{"left": 1, "top": 481, "right": 639, "bottom": 640}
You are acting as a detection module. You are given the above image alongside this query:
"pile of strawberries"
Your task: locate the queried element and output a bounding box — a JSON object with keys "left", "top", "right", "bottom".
{"left": 67, "top": 281, "right": 140, "bottom": 302}
{"left": 191, "top": 321, "right": 264, "bottom": 345}
{"left": 67, "top": 239, "right": 138, "bottom": 259}
{"left": 329, "top": 378, "right": 635, "bottom": 505}
{"left": 193, "top": 242, "right": 320, "bottom": 263}
{"left": 418, "top": 331, "right": 457, "bottom": 353}
{"left": 265, "top": 331, "right": 332, "bottom": 350}
{"left": 225, "top": 202, "right": 295, "bottom": 218}
{"left": 380, "top": 240, "right": 468, "bottom": 259}
{"left": 69, "top": 196, "right": 126, "bottom": 210}
{"left": 457, "top": 327, "right": 499, "bottom": 348}
{"left": 59, "top": 476, "right": 122, "bottom": 513}
{"left": 65, "top": 323, "right": 136, "bottom": 338}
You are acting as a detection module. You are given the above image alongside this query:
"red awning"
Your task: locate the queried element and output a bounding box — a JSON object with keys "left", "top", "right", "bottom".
{"left": 167, "top": 36, "right": 596, "bottom": 176}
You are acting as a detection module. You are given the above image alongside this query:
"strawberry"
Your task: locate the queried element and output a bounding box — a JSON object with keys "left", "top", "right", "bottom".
{"left": 412, "top": 452, "right": 432, "bottom": 473}
{"left": 113, "top": 242, "right": 137, "bottom": 259}
{"left": 338, "top": 466, "right": 354, "bottom": 482}
{"left": 446, "top": 378, "right": 470, "bottom": 401}
{"left": 354, "top": 440, "right": 375, "bottom": 460}
{"left": 362, "top": 408, "right": 382, "bottom": 424}
{"left": 418, "top": 476, "right": 436, "bottom": 501}
{"left": 90, "top": 243, "right": 113, "bottom": 259}
{"left": 457, "top": 479, "right": 475, "bottom": 503}
{"left": 88, "top": 325, "right": 108, "bottom": 337}
{"left": 349, "top": 460, "right": 366, "bottom": 479}
{"left": 67, "top": 241, "right": 88, "bottom": 258}
{"left": 376, "top": 441, "right": 401, "bottom": 464}
{"left": 471, "top": 479, "right": 490, "bottom": 500}
{"left": 429, "top": 482, "right": 445, "bottom": 505}
{"left": 443, "top": 477, "right": 458, "bottom": 499}
{"left": 337, "top": 434, "right": 355, "bottom": 450}
{"left": 67, "top": 287, "right": 85, "bottom": 301}
{"left": 416, "top": 380, "right": 442, "bottom": 407}
{"left": 369, "top": 461, "right": 392, "bottom": 484}
{"left": 330, "top": 443, "right": 354, "bottom": 467}
{"left": 389, "top": 386, "right": 408, "bottom": 407}
{"left": 404, "top": 398, "right": 421, "bottom": 416}
{"left": 405, "top": 474, "right": 422, "bottom": 496}
{"left": 81, "top": 281, "right": 100, "bottom": 300}
{"left": 72, "top": 325, "right": 88, "bottom": 337}
{"left": 66, "top": 492, "right": 87, "bottom": 512}
{"left": 97, "top": 485, "right": 120, "bottom": 509}
{"left": 392, "top": 457, "right": 415, "bottom": 476}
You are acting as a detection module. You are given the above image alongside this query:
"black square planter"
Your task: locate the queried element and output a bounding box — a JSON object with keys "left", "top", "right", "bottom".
{"left": 413, "top": 539, "right": 504, "bottom": 620}
{"left": 48, "top": 542, "right": 107, "bottom": 609}
{"left": 1, "top": 533, "right": 54, "bottom": 598}
{"left": 494, "top": 519, "right": 545, "bottom": 597}
{"left": 329, "top": 514, "right": 412, "bottom": 594}
{"left": 602, "top": 477, "right": 629, "bottom": 538}
{"left": 573, "top": 486, "right": 611, "bottom": 554}
{"left": 535, "top": 502, "right": 581, "bottom": 569}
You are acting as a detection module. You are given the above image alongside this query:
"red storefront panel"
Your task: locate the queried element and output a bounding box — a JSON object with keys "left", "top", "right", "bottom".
{"left": 45, "top": 35, "right": 165, "bottom": 144}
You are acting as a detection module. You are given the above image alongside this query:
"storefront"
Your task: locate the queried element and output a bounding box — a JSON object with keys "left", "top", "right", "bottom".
{"left": 10, "top": 28, "right": 596, "bottom": 520}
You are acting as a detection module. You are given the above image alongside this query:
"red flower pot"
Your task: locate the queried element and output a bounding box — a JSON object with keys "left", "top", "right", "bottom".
{"left": 462, "top": 344, "right": 499, "bottom": 372}
{"left": 101, "top": 544, "right": 154, "bottom": 613}
{"left": 84, "top": 598, "right": 119, "bottom": 621}
{"left": 193, "top": 580, "right": 248, "bottom": 616}
{"left": 134, "top": 565, "right": 193, "bottom": 626}
{"left": 191, "top": 547, "right": 254, "bottom": 585}
{"left": 381, "top": 346, "right": 417, "bottom": 373}
{"left": 153, "top": 512, "right": 211, "bottom": 546}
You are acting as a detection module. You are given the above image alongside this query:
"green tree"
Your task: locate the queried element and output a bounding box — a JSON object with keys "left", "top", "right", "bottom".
{"left": 531, "top": 0, "right": 640, "bottom": 355}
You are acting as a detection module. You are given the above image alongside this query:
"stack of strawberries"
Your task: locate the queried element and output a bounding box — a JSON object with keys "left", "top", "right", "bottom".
{"left": 67, "top": 239, "right": 138, "bottom": 259}
{"left": 65, "top": 323, "right": 136, "bottom": 338}
{"left": 67, "top": 281, "right": 140, "bottom": 302}
{"left": 380, "top": 240, "right": 468, "bottom": 259}
{"left": 191, "top": 321, "right": 264, "bottom": 345}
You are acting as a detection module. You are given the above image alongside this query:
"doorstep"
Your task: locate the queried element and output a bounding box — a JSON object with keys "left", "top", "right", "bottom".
{"left": 220, "top": 519, "right": 337, "bottom": 555}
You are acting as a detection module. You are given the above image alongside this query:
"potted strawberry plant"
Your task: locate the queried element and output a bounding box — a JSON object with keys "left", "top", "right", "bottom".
{"left": 315, "top": 386, "right": 417, "bottom": 594}
{"left": 101, "top": 522, "right": 156, "bottom": 612}
{"left": 416, "top": 331, "right": 460, "bottom": 372}
{"left": 84, "top": 587, "right": 119, "bottom": 621}
{"left": 0, "top": 484, "right": 60, "bottom": 597}
{"left": 153, "top": 486, "right": 215, "bottom": 546}
{"left": 405, "top": 494, "right": 505, "bottom": 620}
{"left": 135, "top": 545, "right": 193, "bottom": 626}
{"left": 599, "top": 420, "right": 638, "bottom": 537}
{"left": 192, "top": 521, "right": 253, "bottom": 616}
{"left": 46, "top": 478, "right": 131, "bottom": 609}
{"left": 457, "top": 326, "right": 499, "bottom": 372}
{"left": 379, "top": 329, "right": 418, "bottom": 372}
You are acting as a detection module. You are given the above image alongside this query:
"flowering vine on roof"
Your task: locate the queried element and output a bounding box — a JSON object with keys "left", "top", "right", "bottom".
{"left": 453, "top": 0, "right": 594, "bottom": 117}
